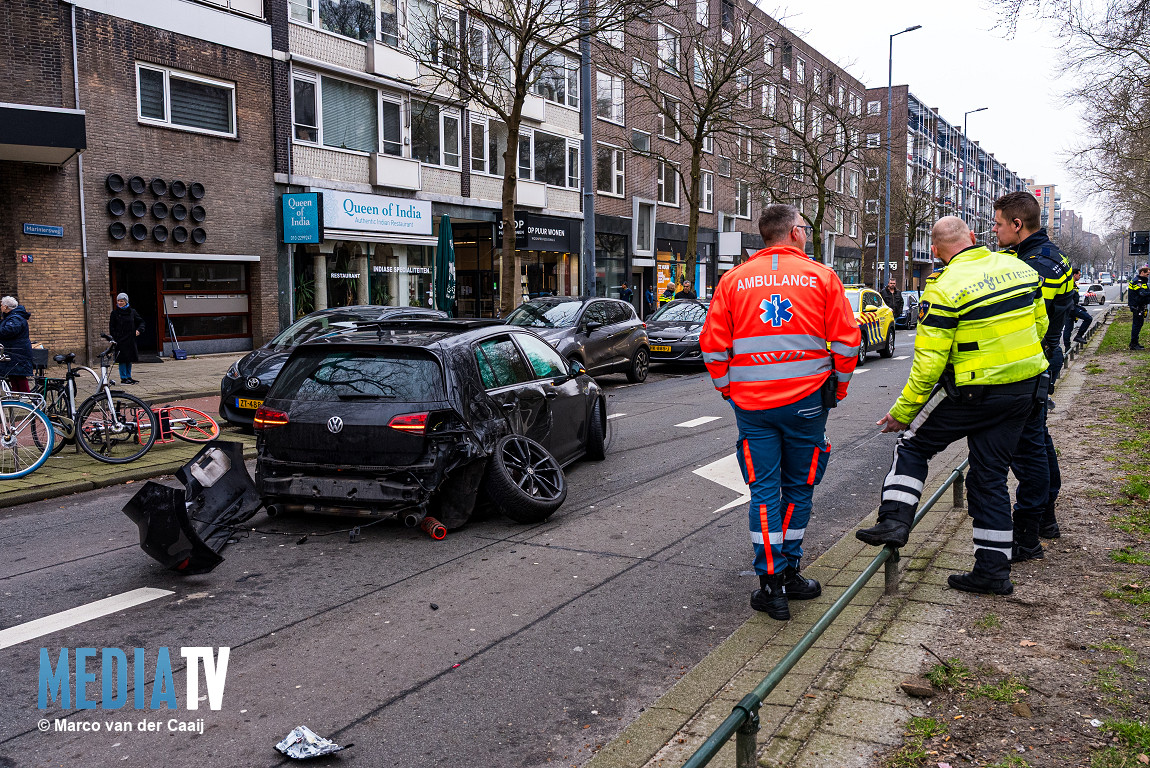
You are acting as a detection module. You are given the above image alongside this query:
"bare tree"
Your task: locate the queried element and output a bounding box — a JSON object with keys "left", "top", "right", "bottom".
{"left": 416, "top": 0, "right": 660, "bottom": 312}
{"left": 752, "top": 61, "right": 865, "bottom": 264}
{"left": 602, "top": 3, "right": 777, "bottom": 280}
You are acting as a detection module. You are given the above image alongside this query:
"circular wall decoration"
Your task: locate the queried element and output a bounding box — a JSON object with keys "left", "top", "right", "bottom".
{"left": 130, "top": 223, "right": 148, "bottom": 240}
{"left": 191, "top": 227, "right": 206, "bottom": 244}
{"left": 109, "top": 222, "right": 127, "bottom": 240}
{"left": 128, "top": 176, "right": 147, "bottom": 195}
{"left": 129, "top": 199, "right": 147, "bottom": 218}
{"left": 172, "top": 226, "right": 189, "bottom": 243}
{"left": 106, "top": 174, "right": 125, "bottom": 193}
{"left": 188, "top": 182, "right": 205, "bottom": 199}
{"left": 171, "top": 203, "right": 187, "bottom": 221}
{"left": 107, "top": 198, "right": 126, "bottom": 216}
{"left": 152, "top": 201, "right": 168, "bottom": 219}
{"left": 150, "top": 178, "right": 168, "bottom": 196}
{"left": 190, "top": 205, "right": 206, "bottom": 222}
{"left": 170, "top": 180, "right": 187, "bottom": 198}
{"left": 153, "top": 225, "right": 169, "bottom": 243}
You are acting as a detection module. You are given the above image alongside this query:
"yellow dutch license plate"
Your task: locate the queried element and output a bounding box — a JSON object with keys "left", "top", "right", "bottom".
{"left": 650, "top": 345, "right": 672, "bottom": 353}
{"left": 236, "top": 398, "right": 263, "bottom": 410}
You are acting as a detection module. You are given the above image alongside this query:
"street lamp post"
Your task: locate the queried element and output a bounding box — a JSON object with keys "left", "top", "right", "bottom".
{"left": 884, "top": 25, "right": 921, "bottom": 290}
{"left": 961, "top": 107, "right": 988, "bottom": 227}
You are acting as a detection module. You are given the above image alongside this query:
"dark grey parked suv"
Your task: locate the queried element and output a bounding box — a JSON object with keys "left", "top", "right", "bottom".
{"left": 505, "top": 297, "right": 649, "bottom": 382}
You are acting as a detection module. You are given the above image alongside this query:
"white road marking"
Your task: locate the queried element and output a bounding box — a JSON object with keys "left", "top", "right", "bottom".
{"left": 0, "top": 587, "right": 174, "bottom": 650}
{"left": 693, "top": 454, "right": 750, "bottom": 513}
{"left": 606, "top": 413, "right": 626, "bottom": 420}
{"left": 851, "top": 367, "right": 871, "bottom": 373}
{"left": 893, "top": 356, "right": 909, "bottom": 360}
{"left": 675, "top": 416, "right": 722, "bottom": 428}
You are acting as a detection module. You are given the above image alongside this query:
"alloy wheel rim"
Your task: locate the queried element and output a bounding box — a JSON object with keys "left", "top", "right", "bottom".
{"left": 501, "top": 437, "right": 563, "bottom": 500}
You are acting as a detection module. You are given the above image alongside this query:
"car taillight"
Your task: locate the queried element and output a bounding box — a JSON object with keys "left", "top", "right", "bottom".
{"left": 389, "top": 412, "right": 428, "bottom": 434}
{"left": 253, "top": 406, "right": 289, "bottom": 430}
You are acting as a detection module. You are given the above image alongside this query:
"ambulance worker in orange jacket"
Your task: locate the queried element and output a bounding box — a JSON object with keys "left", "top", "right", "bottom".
{"left": 701, "top": 204, "right": 861, "bottom": 620}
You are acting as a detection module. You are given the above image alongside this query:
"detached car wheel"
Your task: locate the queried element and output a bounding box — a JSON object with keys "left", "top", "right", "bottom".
{"left": 584, "top": 399, "right": 606, "bottom": 461}
{"left": 879, "top": 327, "right": 895, "bottom": 358}
{"left": 627, "top": 347, "right": 649, "bottom": 383}
{"left": 487, "top": 435, "right": 567, "bottom": 523}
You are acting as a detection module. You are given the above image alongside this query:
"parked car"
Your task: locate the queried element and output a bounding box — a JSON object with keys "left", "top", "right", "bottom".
{"left": 220, "top": 305, "right": 446, "bottom": 427}
{"left": 254, "top": 320, "right": 606, "bottom": 528}
{"left": 1081, "top": 283, "right": 1105, "bottom": 306}
{"left": 843, "top": 286, "right": 896, "bottom": 363}
{"left": 895, "top": 291, "right": 921, "bottom": 330}
{"left": 505, "top": 297, "right": 650, "bottom": 382}
{"left": 1099, "top": 272, "right": 1113, "bottom": 285}
{"left": 646, "top": 299, "right": 709, "bottom": 364}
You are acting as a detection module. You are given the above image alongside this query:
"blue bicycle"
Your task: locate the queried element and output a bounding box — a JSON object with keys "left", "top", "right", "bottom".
{"left": 0, "top": 345, "right": 54, "bottom": 480}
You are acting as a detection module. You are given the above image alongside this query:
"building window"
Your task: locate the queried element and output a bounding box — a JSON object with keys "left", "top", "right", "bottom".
{"left": 137, "top": 64, "right": 236, "bottom": 137}
{"left": 595, "top": 71, "right": 625, "bottom": 124}
{"left": 781, "top": 40, "right": 792, "bottom": 80}
{"left": 292, "top": 76, "right": 318, "bottom": 142}
{"left": 736, "top": 180, "right": 751, "bottom": 218}
{"left": 795, "top": 59, "right": 805, "bottom": 84}
{"left": 834, "top": 206, "right": 844, "bottom": 234}
{"left": 865, "top": 199, "right": 879, "bottom": 214}
{"left": 736, "top": 69, "right": 752, "bottom": 107}
{"left": 471, "top": 120, "right": 487, "bottom": 172}
{"left": 701, "top": 171, "right": 713, "bottom": 212}
{"left": 865, "top": 232, "right": 877, "bottom": 247}
{"left": 659, "top": 96, "right": 680, "bottom": 141}
{"left": 736, "top": 127, "right": 751, "bottom": 162}
{"left": 631, "top": 129, "right": 651, "bottom": 153}
{"left": 849, "top": 169, "right": 859, "bottom": 197}
{"left": 598, "top": 145, "right": 625, "bottom": 196}
{"left": 702, "top": 131, "right": 713, "bottom": 154}
{"left": 866, "top": 133, "right": 880, "bottom": 148}
{"left": 849, "top": 209, "right": 858, "bottom": 238}
{"left": 320, "top": 76, "right": 377, "bottom": 153}
{"left": 866, "top": 166, "right": 879, "bottom": 180}
{"left": 867, "top": 100, "right": 881, "bottom": 116}
{"left": 791, "top": 149, "right": 802, "bottom": 182}
{"left": 533, "top": 130, "right": 569, "bottom": 186}
{"left": 718, "top": 156, "right": 731, "bottom": 177}
{"left": 658, "top": 161, "right": 678, "bottom": 205}
{"left": 411, "top": 101, "right": 460, "bottom": 167}
{"left": 658, "top": 24, "right": 680, "bottom": 74}
{"left": 568, "top": 145, "right": 580, "bottom": 188}
{"left": 632, "top": 58, "right": 651, "bottom": 84}
{"left": 791, "top": 98, "right": 804, "bottom": 131}
{"left": 290, "top": 0, "right": 375, "bottom": 43}
{"left": 408, "top": 0, "right": 458, "bottom": 67}
{"left": 635, "top": 201, "right": 655, "bottom": 253}
{"left": 696, "top": 0, "right": 708, "bottom": 25}
{"left": 532, "top": 52, "right": 580, "bottom": 108}
{"left": 763, "top": 38, "right": 774, "bottom": 65}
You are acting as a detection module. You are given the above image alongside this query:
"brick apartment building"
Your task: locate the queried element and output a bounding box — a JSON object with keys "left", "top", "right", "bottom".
{"left": 861, "top": 86, "right": 1027, "bottom": 291}
{"left": 0, "top": 0, "right": 278, "bottom": 361}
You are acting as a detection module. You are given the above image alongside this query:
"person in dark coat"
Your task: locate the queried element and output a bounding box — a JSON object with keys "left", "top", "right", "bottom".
{"left": 675, "top": 280, "right": 699, "bottom": 299}
{"left": 880, "top": 278, "right": 904, "bottom": 318}
{"left": 109, "top": 293, "right": 145, "bottom": 384}
{"left": 0, "top": 296, "right": 34, "bottom": 392}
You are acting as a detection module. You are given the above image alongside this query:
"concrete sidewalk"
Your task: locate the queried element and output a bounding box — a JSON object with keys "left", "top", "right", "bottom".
{"left": 586, "top": 314, "right": 1111, "bottom": 768}
{"left": 102, "top": 351, "right": 241, "bottom": 404}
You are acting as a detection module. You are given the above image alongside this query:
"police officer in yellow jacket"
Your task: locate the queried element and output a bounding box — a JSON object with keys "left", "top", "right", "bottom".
{"left": 856, "top": 217, "right": 1050, "bottom": 595}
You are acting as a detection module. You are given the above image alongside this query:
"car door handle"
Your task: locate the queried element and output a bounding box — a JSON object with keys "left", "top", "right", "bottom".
{"left": 544, "top": 388, "right": 558, "bottom": 399}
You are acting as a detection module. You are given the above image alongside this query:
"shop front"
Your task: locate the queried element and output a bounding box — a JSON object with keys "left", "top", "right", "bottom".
{"left": 287, "top": 190, "right": 436, "bottom": 318}
{"left": 497, "top": 211, "right": 581, "bottom": 306}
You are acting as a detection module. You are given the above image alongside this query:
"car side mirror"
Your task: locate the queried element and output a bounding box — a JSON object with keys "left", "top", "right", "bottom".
{"left": 862, "top": 303, "right": 879, "bottom": 313}
{"left": 583, "top": 321, "right": 603, "bottom": 335}
{"left": 569, "top": 360, "right": 587, "bottom": 376}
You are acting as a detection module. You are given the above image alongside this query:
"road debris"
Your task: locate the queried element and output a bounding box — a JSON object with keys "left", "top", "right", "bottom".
{"left": 274, "top": 725, "right": 350, "bottom": 759}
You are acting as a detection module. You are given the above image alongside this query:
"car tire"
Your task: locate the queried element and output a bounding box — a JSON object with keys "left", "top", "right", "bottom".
{"left": 1099, "top": 297, "right": 1105, "bottom": 305}
{"left": 858, "top": 343, "right": 867, "bottom": 366}
{"left": 879, "top": 327, "right": 895, "bottom": 358}
{"left": 627, "top": 347, "right": 649, "bottom": 383}
{"left": 584, "top": 399, "right": 606, "bottom": 461}
{"left": 486, "top": 435, "right": 567, "bottom": 523}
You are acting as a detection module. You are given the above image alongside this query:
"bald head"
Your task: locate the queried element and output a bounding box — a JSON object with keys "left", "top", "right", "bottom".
{"left": 931, "top": 217, "right": 976, "bottom": 263}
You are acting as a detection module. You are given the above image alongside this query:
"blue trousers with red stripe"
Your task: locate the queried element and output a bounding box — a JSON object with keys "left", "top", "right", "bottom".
{"left": 731, "top": 391, "right": 830, "bottom": 576}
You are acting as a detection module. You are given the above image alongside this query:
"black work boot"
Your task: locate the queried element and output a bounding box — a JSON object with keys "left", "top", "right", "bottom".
{"left": 948, "top": 549, "right": 1014, "bottom": 595}
{"left": 856, "top": 505, "right": 914, "bottom": 547}
{"left": 782, "top": 563, "right": 822, "bottom": 600}
{"left": 1038, "top": 503, "right": 1061, "bottom": 539}
{"left": 1011, "top": 517, "right": 1045, "bottom": 563}
{"left": 751, "top": 573, "right": 790, "bottom": 620}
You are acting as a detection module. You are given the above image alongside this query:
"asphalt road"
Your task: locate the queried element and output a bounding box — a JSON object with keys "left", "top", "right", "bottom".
{"left": 0, "top": 291, "right": 1116, "bottom": 768}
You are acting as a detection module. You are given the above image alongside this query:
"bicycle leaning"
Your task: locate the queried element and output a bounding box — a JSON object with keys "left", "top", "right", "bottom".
{"left": 0, "top": 345, "right": 54, "bottom": 479}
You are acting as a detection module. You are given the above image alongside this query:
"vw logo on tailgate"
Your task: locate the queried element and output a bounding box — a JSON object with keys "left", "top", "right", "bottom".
{"left": 327, "top": 416, "right": 344, "bottom": 434}
{"left": 245, "top": 377, "right": 261, "bottom": 390}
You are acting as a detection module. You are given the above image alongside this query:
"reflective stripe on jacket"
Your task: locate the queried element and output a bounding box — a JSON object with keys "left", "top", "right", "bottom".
{"left": 1128, "top": 276, "right": 1150, "bottom": 309}
{"left": 890, "top": 245, "right": 1049, "bottom": 425}
{"left": 700, "top": 246, "right": 860, "bottom": 410}
{"left": 1001, "top": 229, "right": 1072, "bottom": 349}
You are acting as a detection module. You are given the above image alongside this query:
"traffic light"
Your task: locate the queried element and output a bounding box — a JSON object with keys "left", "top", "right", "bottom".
{"left": 1131, "top": 231, "right": 1150, "bottom": 256}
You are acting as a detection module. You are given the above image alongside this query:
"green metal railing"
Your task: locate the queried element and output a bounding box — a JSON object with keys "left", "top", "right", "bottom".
{"left": 681, "top": 458, "right": 970, "bottom": 768}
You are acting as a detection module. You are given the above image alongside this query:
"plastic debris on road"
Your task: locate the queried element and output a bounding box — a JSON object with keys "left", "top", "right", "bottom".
{"left": 275, "top": 725, "right": 349, "bottom": 760}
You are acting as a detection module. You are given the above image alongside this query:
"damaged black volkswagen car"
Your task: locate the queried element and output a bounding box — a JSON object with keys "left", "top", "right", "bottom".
{"left": 254, "top": 319, "right": 607, "bottom": 530}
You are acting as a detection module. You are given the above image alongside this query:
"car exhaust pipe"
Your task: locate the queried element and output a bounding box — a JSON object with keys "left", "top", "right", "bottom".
{"left": 420, "top": 515, "right": 447, "bottom": 540}
{"left": 403, "top": 509, "right": 426, "bottom": 528}
{"left": 265, "top": 503, "right": 282, "bottom": 519}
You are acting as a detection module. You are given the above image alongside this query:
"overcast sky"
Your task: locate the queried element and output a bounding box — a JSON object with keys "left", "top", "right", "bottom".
{"left": 770, "top": 0, "right": 1105, "bottom": 233}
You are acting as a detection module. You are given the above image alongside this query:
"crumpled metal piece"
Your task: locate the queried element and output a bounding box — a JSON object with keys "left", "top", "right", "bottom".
{"left": 274, "top": 725, "right": 348, "bottom": 760}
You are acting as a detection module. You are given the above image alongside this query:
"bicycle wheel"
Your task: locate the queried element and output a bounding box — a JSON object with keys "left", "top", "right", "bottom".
{"left": 46, "top": 415, "right": 73, "bottom": 456}
{"left": 165, "top": 406, "right": 220, "bottom": 443}
{"left": 0, "top": 401, "right": 53, "bottom": 479}
{"left": 75, "top": 392, "right": 158, "bottom": 464}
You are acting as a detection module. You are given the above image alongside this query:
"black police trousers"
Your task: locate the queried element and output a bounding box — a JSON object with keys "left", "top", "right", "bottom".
{"left": 1133, "top": 308, "right": 1147, "bottom": 347}
{"left": 1008, "top": 399, "right": 1054, "bottom": 541}
{"left": 879, "top": 378, "right": 1037, "bottom": 579}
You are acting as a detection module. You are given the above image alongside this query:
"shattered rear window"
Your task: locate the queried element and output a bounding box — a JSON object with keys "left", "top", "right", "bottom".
{"left": 271, "top": 349, "right": 446, "bottom": 402}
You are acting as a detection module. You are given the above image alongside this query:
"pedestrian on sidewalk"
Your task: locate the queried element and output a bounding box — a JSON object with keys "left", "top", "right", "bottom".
{"left": 645, "top": 285, "right": 656, "bottom": 317}
{"left": 994, "top": 192, "right": 1072, "bottom": 541}
{"left": 620, "top": 282, "right": 634, "bottom": 303}
{"left": 701, "top": 204, "right": 860, "bottom": 620}
{"left": 675, "top": 280, "right": 698, "bottom": 300}
{"left": 109, "top": 293, "right": 144, "bottom": 385}
{"left": 1063, "top": 268, "right": 1092, "bottom": 350}
{"left": 857, "top": 217, "right": 1050, "bottom": 595}
{"left": 880, "top": 278, "right": 904, "bottom": 317}
{"left": 0, "top": 296, "right": 34, "bottom": 393}
{"left": 1129, "top": 266, "right": 1149, "bottom": 350}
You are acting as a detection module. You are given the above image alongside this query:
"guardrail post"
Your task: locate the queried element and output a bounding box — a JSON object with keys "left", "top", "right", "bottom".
{"left": 952, "top": 471, "right": 965, "bottom": 509}
{"left": 734, "top": 703, "right": 761, "bottom": 768}
{"left": 884, "top": 547, "right": 900, "bottom": 595}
